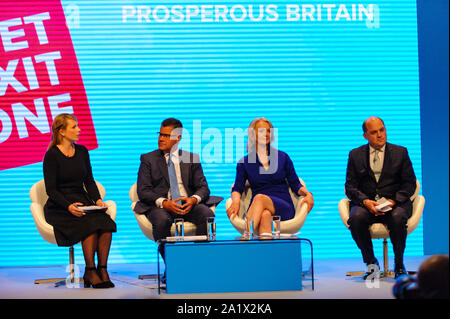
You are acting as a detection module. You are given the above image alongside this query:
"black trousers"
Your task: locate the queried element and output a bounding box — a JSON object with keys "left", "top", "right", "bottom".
{"left": 347, "top": 202, "right": 412, "bottom": 266}
{"left": 146, "top": 203, "right": 215, "bottom": 261}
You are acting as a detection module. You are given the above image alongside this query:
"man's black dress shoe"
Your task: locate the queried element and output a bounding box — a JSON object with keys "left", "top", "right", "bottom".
{"left": 363, "top": 260, "right": 380, "bottom": 280}
{"left": 394, "top": 264, "right": 407, "bottom": 279}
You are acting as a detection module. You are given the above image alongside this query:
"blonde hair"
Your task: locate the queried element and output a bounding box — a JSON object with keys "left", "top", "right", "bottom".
{"left": 48, "top": 113, "right": 78, "bottom": 150}
{"left": 247, "top": 117, "right": 275, "bottom": 152}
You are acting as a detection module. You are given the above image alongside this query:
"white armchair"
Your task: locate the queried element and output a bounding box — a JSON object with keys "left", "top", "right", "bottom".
{"left": 338, "top": 179, "right": 425, "bottom": 277}
{"left": 30, "top": 179, "right": 117, "bottom": 286}
{"left": 225, "top": 178, "right": 310, "bottom": 235}
{"left": 129, "top": 183, "right": 208, "bottom": 241}
{"left": 129, "top": 183, "right": 218, "bottom": 280}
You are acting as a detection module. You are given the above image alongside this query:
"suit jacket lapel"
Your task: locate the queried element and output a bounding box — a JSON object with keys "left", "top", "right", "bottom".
{"left": 364, "top": 144, "right": 376, "bottom": 181}
{"left": 378, "top": 143, "right": 390, "bottom": 183}
{"left": 158, "top": 151, "right": 169, "bottom": 185}
{"left": 178, "top": 150, "right": 190, "bottom": 192}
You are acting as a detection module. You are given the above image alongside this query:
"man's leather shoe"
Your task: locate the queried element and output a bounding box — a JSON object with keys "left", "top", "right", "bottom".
{"left": 394, "top": 264, "right": 407, "bottom": 279}
{"left": 363, "top": 260, "right": 380, "bottom": 280}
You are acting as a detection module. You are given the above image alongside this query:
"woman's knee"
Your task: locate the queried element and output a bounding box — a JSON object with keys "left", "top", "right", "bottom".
{"left": 250, "top": 194, "right": 274, "bottom": 213}
{"left": 253, "top": 194, "right": 271, "bottom": 203}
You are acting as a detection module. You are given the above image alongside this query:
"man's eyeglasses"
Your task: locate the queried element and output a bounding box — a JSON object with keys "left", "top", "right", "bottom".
{"left": 157, "top": 132, "right": 177, "bottom": 139}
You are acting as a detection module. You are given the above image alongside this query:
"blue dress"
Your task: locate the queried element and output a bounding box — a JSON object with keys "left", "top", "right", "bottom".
{"left": 231, "top": 148, "right": 303, "bottom": 221}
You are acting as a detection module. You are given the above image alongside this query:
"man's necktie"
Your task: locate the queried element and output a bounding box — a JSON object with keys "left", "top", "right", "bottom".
{"left": 167, "top": 153, "right": 182, "bottom": 205}
{"left": 373, "top": 149, "right": 382, "bottom": 182}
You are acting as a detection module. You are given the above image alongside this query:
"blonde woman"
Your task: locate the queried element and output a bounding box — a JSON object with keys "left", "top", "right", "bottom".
{"left": 226, "top": 118, "right": 314, "bottom": 236}
{"left": 43, "top": 114, "right": 116, "bottom": 288}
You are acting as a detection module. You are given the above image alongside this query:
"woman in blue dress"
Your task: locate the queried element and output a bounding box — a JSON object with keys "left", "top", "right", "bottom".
{"left": 226, "top": 117, "right": 314, "bottom": 236}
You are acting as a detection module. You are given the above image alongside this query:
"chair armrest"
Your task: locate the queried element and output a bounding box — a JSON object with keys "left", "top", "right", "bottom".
{"left": 280, "top": 199, "right": 308, "bottom": 234}
{"left": 338, "top": 198, "right": 351, "bottom": 229}
{"left": 225, "top": 198, "right": 232, "bottom": 210}
{"left": 132, "top": 202, "right": 155, "bottom": 241}
{"left": 407, "top": 195, "right": 425, "bottom": 235}
{"left": 104, "top": 200, "right": 117, "bottom": 221}
{"left": 226, "top": 198, "right": 246, "bottom": 234}
{"left": 30, "top": 202, "right": 57, "bottom": 245}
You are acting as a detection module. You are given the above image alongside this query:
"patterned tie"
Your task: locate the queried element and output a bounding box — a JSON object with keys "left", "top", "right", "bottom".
{"left": 373, "top": 149, "right": 382, "bottom": 182}
{"left": 167, "top": 153, "right": 182, "bottom": 205}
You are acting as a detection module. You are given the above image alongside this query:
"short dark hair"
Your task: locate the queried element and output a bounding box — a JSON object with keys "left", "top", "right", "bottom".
{"left": 362, "top": 117, "right": 385, "bottom": 133}
{"left": 161, "top": 118, "right": 183, "bottom": 129}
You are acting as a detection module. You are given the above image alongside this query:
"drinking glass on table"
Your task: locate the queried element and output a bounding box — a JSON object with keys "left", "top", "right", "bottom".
{"left": 272, "top": 215, "right": 281, "bottom": 239}
{"left": 174, "top": 218, "right": 184, "bottom": 241}
{"left": 206, "top": 217, "right": 216, "bottom": 241}
{"left": 243, "top": 216, "right": 253, "bottom": 240}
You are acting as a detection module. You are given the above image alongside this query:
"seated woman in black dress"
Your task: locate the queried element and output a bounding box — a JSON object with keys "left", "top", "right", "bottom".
{"left": 43, "top": 114, "right": 116, "bottom": 288}
{"left": 226, "top": 117, "right": 314, "bottom": 236}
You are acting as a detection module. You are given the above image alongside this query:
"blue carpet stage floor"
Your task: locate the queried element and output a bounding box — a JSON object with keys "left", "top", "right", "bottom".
{"left": 0, "top": 255, "right": 429, "bottom": 299}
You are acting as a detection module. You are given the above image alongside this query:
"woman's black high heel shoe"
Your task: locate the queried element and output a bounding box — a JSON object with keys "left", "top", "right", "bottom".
{"left": 83, "top": 267, "right": 109, "bottom": 288}
{"left": 97, "top": 265, "right": 115, "bottom": 288}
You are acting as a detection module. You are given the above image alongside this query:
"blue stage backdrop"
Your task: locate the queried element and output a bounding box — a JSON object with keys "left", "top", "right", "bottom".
{"left": 0, "top": 0, "right": 422, "bottom": 266}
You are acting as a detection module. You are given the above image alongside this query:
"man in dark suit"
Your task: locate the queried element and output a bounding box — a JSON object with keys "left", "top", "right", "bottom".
{"left": 134, "top": 118, "right": 219, "bottom": 264}
{"left": 345, "top": 117, "right": 417, "bottom": 279}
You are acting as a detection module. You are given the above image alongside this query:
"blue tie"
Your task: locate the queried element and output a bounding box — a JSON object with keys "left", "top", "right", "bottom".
{"left": 167, "top": 153, "right": 182, "bottom": 205}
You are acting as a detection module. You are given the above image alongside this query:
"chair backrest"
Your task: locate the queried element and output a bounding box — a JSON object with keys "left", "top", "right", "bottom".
{"left": 30, "top": 180, "right": 106, "bottom": 206}
{"left": 30, "top": 180, "right": 48, "bottom": 206}
{"left": 410, "top": 179, "right": 420, "bottom": 201}
{"left": 407, "top": 180, "right": 424, "bottom": 234}
{"left": 129, "top": 183, "right": 139, "bottom": 202}
{"left": 30, "top": 180, "right": 56, "bottom": 244}
{"left": 30, "top": 179, "right": 110, "bottom": 245}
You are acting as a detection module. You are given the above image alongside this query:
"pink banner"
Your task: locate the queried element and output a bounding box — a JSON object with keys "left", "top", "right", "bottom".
{"left": 0, "top": 0, "right": 97, "bottom": 171}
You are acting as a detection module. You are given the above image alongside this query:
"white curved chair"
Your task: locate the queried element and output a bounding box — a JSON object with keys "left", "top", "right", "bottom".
{"left": 30, "top": 179, "right": 117, "bottom": 286}
{"left": 130, "top": 183, "right": 218, "bottom": 280}
{"left": 338, "top": 179, "right": 425, "bottom": 277}
{"left": 130, "top": 183, "right": 215, "bottom": 241}
{"left": 225, "top": 178, "right": 310, "bottom": 235}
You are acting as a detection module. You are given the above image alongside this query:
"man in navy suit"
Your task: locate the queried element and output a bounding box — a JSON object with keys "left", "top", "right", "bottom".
{"left": 134, "top": 118, "right": 220, "bottom": 264}
{"left": 345, "top": 117, "right": 417, "bottom": 279}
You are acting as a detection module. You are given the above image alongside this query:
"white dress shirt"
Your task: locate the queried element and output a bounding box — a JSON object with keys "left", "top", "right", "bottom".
{"left": 155, "top": 145, "right": 201, "bottom": 208}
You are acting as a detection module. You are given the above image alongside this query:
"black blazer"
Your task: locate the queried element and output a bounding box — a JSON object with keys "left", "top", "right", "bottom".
{"left": 345, "top": 142, "right": 416, "bottom": 210}
{"left": 134, "top": 149, "right": 221, "bottom": 215}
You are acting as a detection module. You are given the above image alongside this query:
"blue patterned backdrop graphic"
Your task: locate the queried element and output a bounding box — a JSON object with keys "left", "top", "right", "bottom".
{"left": 0, "top": 0, "right": 422, "bottom": 266}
